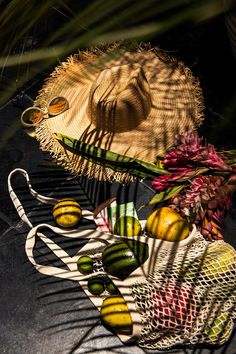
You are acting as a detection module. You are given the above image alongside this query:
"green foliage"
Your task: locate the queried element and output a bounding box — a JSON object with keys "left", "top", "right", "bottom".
{"left": 0, "top": 0, "right": 233, "bottom": 147}
{"left": 58, "top": 133, "right": 167, "bottom": 179}
{"left": 147, "top": 185, "right": 187, "bottom": 205}
{"left": 0, "top": 0, "right": 229, "bottom": 97}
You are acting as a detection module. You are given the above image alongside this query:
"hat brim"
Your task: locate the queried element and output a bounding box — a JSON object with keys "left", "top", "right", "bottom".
{"left": 35, "top": 43, "right": 204, "bottom": 182}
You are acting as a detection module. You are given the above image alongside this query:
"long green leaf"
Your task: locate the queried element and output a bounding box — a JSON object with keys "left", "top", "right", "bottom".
{"left": 177, "top": 167, "right": 209, "bottom": 181}
{"left": 147, "top": 185, "right": 187, "bottom": 205}
{"left": 0, "top": 0, "right": 61, "bottom": 56}
{"left": 90, "top": 0, "right": 226, "bottom": 44}
{"left": 57, "top": 133, "right": 168, "bottom": 178}
{"left": 1, "top": 0, "right": 232, "bottom": 144}
{"left": 44, "top": 0, "right": 131, "bottom": 46}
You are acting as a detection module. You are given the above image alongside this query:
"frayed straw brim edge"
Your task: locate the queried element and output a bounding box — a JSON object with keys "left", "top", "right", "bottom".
{"left": 34, "top": 42, "right": 205, "bottom": 183}
{"left": 35, "top": 121, "right": 135, "bottom": 183}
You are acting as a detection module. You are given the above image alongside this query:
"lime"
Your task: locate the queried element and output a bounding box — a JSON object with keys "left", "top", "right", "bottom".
{"left": 145, "top": 207, "right": 190, "bottom": 241}
{"left": 105, "top": 278, "right": 120, "bottom": 295}
{"left": 87, "top": 276, "right": 105, "bottom": 296}
{"left": 77, "top": 255, "right": 94, "bottom": 275}
{"left": 205, "top": 313, "right": 230, "bottom": 342}
{"left": 100, "top": 295, "right": 132, "bottom": 334}
{"left": 114, "top": 215, "right": 142, "bottom": 237}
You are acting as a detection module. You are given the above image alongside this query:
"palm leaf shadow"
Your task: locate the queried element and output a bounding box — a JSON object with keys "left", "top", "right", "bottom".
{"left": 13, "top": 164, "right": 236, "bottom": 353}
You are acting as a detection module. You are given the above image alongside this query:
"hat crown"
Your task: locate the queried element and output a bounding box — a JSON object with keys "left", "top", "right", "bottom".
{"left": 88, "top": 63, "right": 152, "bottom": 132}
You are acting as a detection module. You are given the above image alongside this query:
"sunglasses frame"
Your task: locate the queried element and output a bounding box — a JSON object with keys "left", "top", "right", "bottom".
{"left": 20, "top": 96, "right": 69, "bottom": 128}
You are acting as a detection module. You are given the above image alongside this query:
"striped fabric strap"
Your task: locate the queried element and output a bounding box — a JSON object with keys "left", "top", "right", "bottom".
{"left": 7, "top": 168, "right": 109, "bottom": 281}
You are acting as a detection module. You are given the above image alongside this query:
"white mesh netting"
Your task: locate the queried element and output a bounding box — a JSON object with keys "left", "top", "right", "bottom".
{"left": 8, "top": 169, "right": 236, "bottom": 351}
{"left": 130, "top": 234, "right": 236, "bottom": 350}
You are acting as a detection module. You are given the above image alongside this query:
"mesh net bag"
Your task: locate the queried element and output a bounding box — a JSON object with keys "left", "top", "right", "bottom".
{"left": 129, "top": 235, "right": 236, "bottom": 350}
{"left": 8, "top": 169, "right": 236, "bottom": 351}
{"left": 72, "top": 228, "right": 236, "bottom": 350}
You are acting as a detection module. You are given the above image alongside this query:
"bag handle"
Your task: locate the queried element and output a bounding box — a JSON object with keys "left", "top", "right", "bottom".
{"left": 8, "top": 168, "right": 96, "bottom": 226}
{"left": 8, "top": 168, "right": 111, "bottom": 281}
{"left": 26, "top": 223, "right": 110, "bottom": 281}
{"left": 8, "top": 168, "right": 58, "bottom": 228}
{"left": 8, "top": 168, "right": 199, "bottom": 282}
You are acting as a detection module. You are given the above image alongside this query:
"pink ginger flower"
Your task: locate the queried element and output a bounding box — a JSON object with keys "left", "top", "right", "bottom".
{"left": 200, "top": 217, "right": 224, "bottom": 241}
{"left": 152, "top": 169, "right": 192, "bottom": 192}
{"left": 170, "top": 175, "right": 232, "bottom": 241}
{"left": 163, "top": 131, "right": 229, "bottom": 171}
{"left": 199, "top": 193, "right": 231, "bottom": 240}
{"left": 171, "top": 175, "right": 225, "bottom": 219}
{"left": 151, "top": 130, "right": 236, "bottom": 241}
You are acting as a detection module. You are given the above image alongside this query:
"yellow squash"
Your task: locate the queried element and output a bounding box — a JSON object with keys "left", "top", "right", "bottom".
{"left": 100, "top": 295, "right": 132, "bottom": 334}
{"left": 145, "top": 206, "right": 190, "bottom": 241}
{"left": 52, "top": 198, "right": 82, "bottom": 228}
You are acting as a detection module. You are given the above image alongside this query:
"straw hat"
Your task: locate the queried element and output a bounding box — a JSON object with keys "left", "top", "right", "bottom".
{"left": 35, "top": 43, "right": 204, "bottom": 182}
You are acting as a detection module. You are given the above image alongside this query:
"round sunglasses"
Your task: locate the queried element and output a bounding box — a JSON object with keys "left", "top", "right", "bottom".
{"left": 21, "top": 96, "right": 69, "bottom": 128}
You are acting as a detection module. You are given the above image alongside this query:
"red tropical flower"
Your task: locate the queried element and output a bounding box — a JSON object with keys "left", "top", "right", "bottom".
{"left": 151, "top": 130, "right": 236, "bottom": 241}
{"left": 163, "top": 131, "right": 229, "bottom": 171}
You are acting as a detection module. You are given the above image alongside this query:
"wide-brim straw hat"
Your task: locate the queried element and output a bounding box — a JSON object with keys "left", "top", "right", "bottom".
{"left": 35, "top": 43, "right": 204, "bottom": 183}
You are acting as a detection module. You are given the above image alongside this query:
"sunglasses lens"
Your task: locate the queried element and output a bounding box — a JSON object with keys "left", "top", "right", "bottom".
{"left": 21, "top": 107, "right": 44, "bottom": 127}
{"left": 48, "top": 96, "right": 69, "bottom": 116}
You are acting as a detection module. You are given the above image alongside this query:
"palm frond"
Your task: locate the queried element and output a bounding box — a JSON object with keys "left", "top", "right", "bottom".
{"left": 0, "top": 0, "right": 234, "bottom": 148}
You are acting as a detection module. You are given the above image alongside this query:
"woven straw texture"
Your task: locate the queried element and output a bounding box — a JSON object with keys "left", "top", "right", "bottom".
{"left": 35, "top": 43, "right": 204, "bottom": 182}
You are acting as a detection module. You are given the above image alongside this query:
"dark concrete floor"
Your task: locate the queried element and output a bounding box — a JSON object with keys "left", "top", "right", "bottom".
{"left": 1, "top": 9, "right": 236, "bottom": 354}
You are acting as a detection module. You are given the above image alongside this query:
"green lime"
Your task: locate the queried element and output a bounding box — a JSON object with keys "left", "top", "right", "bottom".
{"left": 77, "top": 256, "right": 94, "bottom": 275}
{"left": 88, "top": 276, "right": 105, "bottom": 296}
{"left": 204, "top": 313, "right": 229, "bottom": 342}
{"left": 114, "top": 216, "right": 142, "bottom": 237}
{"left": 105, "top": 278, "right": 120, "bottom": 295}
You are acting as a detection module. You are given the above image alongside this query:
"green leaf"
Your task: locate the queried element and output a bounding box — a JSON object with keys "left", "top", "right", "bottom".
{"left": 177, "top": 167, "right": 209, "bottom": 181}
{"left": 57, "top": 133, "right": 168, "bottom": 178}
{"left": 147, "top": 184, "right": 186, "bottom": 205}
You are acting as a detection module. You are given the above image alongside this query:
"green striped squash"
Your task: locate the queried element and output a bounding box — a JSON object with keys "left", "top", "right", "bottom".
{"left": 102, "top": 239, "right": 149, "bottom": 280}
